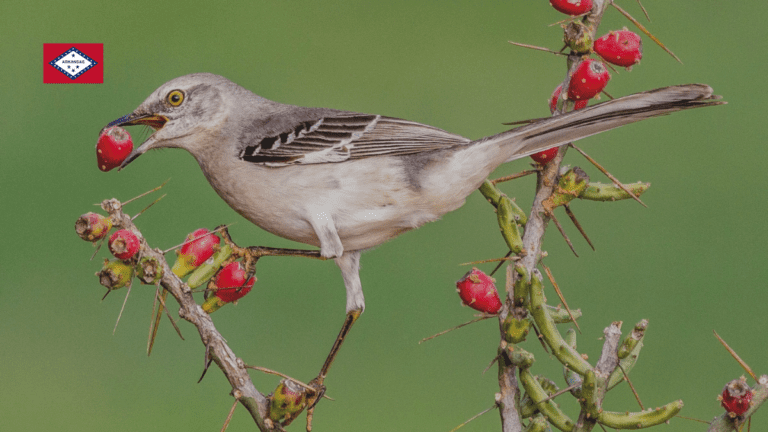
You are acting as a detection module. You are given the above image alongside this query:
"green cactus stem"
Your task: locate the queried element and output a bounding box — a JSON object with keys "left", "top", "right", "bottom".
{"left": 513, "top": 264, "right": 530, "bottom": 308}
{"left": 546, "top": 167, "right": 590, "bottom": 210}
{"left": 520, "top": 368, "right": 575, "bottom": 432}
{"left": 504, "top": 344, "right": 535, "bottom": 369}
{"left": 479, "top": 180, "right": 528, "bottom": 225}
{"left": 498, "top": 195, "right": 525, "bottom": 254}
{"left": 547, "top": 305, "right": 582, "bottom": 324}
{"left": 563, "top": 329, "right": 583, "bottom": 398}
{"left": 524, "top": 414, "right": 552, "bottom": 432}
{"left": 187, "top": 244, "right": 234, "bottom": 288}
{"left": 597, "top": 400, "right": 683, "bottom": 429}
{"left": 579, "top": 182, "right": 650, "bottom": 202}
{"left": 528, "top": 271, "right": 592, "bottom": 376}
{"left": 504, "top": 315, "right": 531, "bottom": 344}
{"left": 607, "top": 320, "right": 648, "bottom": 390}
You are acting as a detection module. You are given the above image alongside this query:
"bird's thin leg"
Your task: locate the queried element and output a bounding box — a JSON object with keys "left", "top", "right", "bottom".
{"left": 306, "top": 251, "right": 364, "bottom": 407}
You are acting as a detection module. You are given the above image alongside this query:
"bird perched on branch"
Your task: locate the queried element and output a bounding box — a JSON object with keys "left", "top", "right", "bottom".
{"left": 105, "top": 72, "right": 720, "bottom": 393}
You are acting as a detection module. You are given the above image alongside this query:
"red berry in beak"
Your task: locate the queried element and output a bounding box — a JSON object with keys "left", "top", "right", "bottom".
{"left": 108, "top": 229, "right": 141, "bottom": 260}
{"left": 720, "top": 377, "right": 753, "bottom": 417}
{"left": 549, "top": 0, "right": 593, "bottom": 16}
{"left": 202, "top": 261, "right": 255, "bottom": 313}
{"left": 568, "top": 59, "right": 610, "bottom": 101}
{"left": 75, "top": 212, "right": 113, "bottom": 241}
{"left": 96, "top": 126, "right": 133, "bottom": 172}
{"left": 456, "top": 268, "right": 502, "bottom": 314}
{"left": 594, "top": 30, "right": 643, "bottom": 68}
{"left": 171, "top": 228, "right": 221, "bottom": 277}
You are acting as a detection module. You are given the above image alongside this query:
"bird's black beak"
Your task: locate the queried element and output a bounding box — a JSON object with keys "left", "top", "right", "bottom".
{"left": 101, "top": 112, "right": 168, "bottom": 170}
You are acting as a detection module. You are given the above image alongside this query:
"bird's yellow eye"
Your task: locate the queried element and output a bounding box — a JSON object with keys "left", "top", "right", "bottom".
{"left": 167, "top": 90, "right": 184, "bottom": 107}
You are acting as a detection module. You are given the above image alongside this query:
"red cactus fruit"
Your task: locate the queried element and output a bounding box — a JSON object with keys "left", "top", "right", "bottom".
{"left": 456, "top": 268, "right": 502, "bottom": 314}
{"left": 172, "top": 228, "right": 221, "bottom": 277}
{"left": 720, "top": 377, "right": 753, "bottom": 417}
{"left": 594, "top": 30, "right": 643, "bottom": 68}
{"left": 568, "top": 59, "right": 610, "bottom": 101}
{"left": 549, "top": 0, "right": 593, "bottom": 16}
{"left": 109, "top": 229, "right": 141, "bottom": 260}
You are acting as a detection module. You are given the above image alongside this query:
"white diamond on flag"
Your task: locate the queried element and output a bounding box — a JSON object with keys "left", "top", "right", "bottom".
{"left": 49, "top": 47, "right": 97, "bottom": 80}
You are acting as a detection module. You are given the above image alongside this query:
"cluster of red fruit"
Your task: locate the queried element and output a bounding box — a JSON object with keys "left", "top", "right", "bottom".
{"left": 531, "top": 1, "right": 643, "bottom": 164}
{"left": 172, "top": 228, "right": 255, "bottom": 313}
{"left": 77, "top": 211, "right": 252, "bottom": 311}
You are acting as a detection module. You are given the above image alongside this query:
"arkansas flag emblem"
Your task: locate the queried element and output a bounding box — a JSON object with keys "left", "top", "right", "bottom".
{"left": 44, "top": 44, "right": 103, "bottom": 84}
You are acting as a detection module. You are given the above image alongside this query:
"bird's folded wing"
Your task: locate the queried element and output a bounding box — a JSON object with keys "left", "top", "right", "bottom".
{"left": 239, "top": 113, "right": 469, "bottom": 166}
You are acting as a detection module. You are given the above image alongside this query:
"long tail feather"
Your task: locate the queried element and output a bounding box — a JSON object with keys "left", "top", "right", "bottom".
{"left": 475, "top": 84, "right": 724, "bottom": 162}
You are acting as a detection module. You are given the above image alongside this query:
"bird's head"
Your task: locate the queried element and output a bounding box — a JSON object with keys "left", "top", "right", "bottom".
{"left": 104, "top": 73, "right": 234, "bottom": 169}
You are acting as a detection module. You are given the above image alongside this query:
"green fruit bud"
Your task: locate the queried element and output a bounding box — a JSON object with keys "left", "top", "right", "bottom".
{"left": 97, "top": 259, "right": 134, "bottom": 290}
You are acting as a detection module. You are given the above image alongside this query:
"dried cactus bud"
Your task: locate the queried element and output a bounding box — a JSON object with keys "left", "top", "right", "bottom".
{"left": 97, "top": 259, "right": 134, "bottom": 290}
{"left": 268, "top": 379, "right": 308, "bottom": 425}
{"left": 137, "top": 256, "right": 164, "bottom": 284}
{"left": 720, "top": 377, "right": 753, "bottom": 417}
{"left": 564, "top": 20, "right": 593, "bottom": 54}
{"left": 75, "top": 212, "right": 113, "bottom": 241}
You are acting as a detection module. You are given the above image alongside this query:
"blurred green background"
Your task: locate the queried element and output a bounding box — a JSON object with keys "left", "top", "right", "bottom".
{"left": 2, "top": 1, "right": 766, "bottom": 431}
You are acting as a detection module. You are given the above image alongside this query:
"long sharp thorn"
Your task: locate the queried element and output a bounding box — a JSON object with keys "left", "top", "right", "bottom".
{"left": 90, "top": 237, "right": 106, "bottom": 261}
{"left": 619, "top": 364, "right": 644, "bottom": 410}
{"left": 220, "top": 399, "right": 238, "bottom": 432}
{"left": 449, "top": 403, "right": 499, "bottom": 432}
{"left": 538, "top": 382, "right": 581, "bottom": 404}
{"left": 459, "top": 254, "right": 516, "bottom": 268}
{"left": 611, "top": 2, "right": 682, "bottom": 64}
{"left": 198, "top": 357, "right": 213, "bottom": 383}
{"left": 419, "top": 316, "right": 493, "bottom": 344}
{"left": 122, "top": 178, "right": 170, "bottom": 206}
{"left": 550, "top": 212, "right": 579, "bottom": 257}
{"left": 674, "top": 415, "right": 710, "bottom": 424}
{"left": 147, "top": 289, "right": 168, "bottom": 356}
{"left": 713, "top": 330, "right": 758, "bottom": 381}
{"left": 482, "top": 355, "right": 499, "bottom": 375}
{"left": 491, "top": 251, "right": 514, "bottom": 277}
{"left": 635, "top": 0, "right": 651, "bottom": 22}
{"left": 541, "top": 263, "right": 581, "bottom": 333}
{"left": 113, "top": 283, "right": 132, "bottom": 335}
{"left": 570, "top": 144, "right": 647, "bottom": 207}
{"left": 131, "top": 194, "right": 167, "bottom": 221}
{"left": 564, "top": 204, "right": 595, "bottom": 251}
{"left": 491, "top": 170, "right": 538, "bottom": 184}
{"left": 157, "top": 292, "right": 184, "bottom": 341}
{"left": 508, "top": 41, "right": 567, "bottom": 56}
{"left": 102, "top": 288, "right": 111, "bottom": 301}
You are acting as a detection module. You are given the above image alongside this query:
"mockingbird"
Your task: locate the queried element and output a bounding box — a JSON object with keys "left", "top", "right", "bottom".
{"left": 105, "top": 72, "right": 719, "bottom": 389}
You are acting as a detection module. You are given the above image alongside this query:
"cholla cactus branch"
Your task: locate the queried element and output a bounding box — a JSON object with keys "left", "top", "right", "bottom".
{"left": 98, "top": 199, "right": 276, "bottom": 431}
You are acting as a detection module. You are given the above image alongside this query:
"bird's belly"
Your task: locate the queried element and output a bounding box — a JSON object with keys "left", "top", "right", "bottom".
{"left": 199, "top": 156, "right": 454, "bottom": 251}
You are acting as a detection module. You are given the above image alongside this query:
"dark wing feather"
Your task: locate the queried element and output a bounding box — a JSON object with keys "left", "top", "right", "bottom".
{"left": 239, "top": 113, "right": 469, "bottom": 166}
